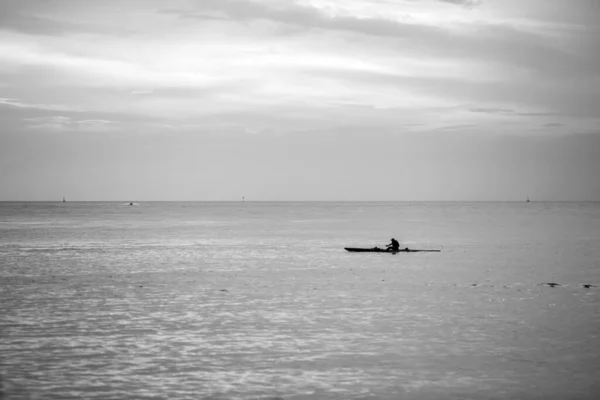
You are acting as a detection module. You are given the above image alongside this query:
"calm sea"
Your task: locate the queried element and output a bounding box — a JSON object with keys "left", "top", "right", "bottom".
{"left": 1, "top": 202, "right": 599, "bottom": 399}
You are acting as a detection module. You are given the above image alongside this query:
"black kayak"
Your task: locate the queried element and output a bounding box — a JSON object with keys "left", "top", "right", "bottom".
{"left": 345, "top": 247, "right": 441, "bottom": 253}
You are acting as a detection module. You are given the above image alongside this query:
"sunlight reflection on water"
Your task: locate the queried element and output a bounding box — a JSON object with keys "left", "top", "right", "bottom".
{"left": 1, "top": 202, "right": 600, "bottom": 399}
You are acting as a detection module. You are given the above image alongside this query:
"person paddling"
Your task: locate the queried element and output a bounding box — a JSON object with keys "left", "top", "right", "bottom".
{"left": 386, "top": 238, "right": 400, "bottom": 251}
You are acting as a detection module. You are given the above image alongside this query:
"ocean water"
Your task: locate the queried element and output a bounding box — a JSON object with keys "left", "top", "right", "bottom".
{"left": 1, "top": 201, "right": 599, "bottom": 400}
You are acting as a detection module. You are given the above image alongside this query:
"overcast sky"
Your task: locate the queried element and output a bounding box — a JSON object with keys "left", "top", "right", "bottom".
{"left": 1, "top": 0, "right": 599, "bottom": 201}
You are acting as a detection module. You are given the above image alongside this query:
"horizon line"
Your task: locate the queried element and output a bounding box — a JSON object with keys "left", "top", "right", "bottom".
{"left": 1, "top": 200, "right": 599, "bottom": 203}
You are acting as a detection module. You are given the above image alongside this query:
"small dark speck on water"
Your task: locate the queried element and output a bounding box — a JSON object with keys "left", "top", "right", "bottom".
{"left": 220, "top": 289, "right": 228, "bottom": 292}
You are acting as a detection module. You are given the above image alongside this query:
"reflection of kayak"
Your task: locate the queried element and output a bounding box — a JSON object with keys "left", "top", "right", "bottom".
{"left": 345, "top": 247, "right": 441, "bottom": 253}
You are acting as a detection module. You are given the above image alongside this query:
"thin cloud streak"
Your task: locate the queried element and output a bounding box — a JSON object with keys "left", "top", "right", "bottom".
{"left": 24, "top": 116, "right": 115, "bottom": 132}
{"left": 439, "top": 0, "right": 483, "bottom": 6}
{"left": 0, "top": 97, "right": 84, "bottom": 112}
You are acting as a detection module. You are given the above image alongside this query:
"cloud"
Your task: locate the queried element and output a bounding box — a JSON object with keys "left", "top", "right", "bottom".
{"left": 131, "top": 90, "right": 155, "bottom": 96}
{"left": 514, "top": 112, "right": 557, "bottom": 117}
{"left": 439, "top": 0, "right": 483, "bottom": 7}
{"left": 0, "top": 97, "right": 84, "bottom": 112}
{"left": 470, "top": 108, "right": 558, "bottom": 117}
{"left": 167, "top": 0, "right": 441, "bottom": 39}
{"left": 0, "top": 42, "right": 218, "bottom": 90}
{"left": 0, "top": 0, "right": 131, "bottom": 36}
{"left": 470, "top": 107, "right": 514, "bottom": 115}
{"left": 543, "top": 122, "right": 563, "bottom": 128}
{"left": 309, "top": 67, "right": 600, "bottom": 118}
{"left": 436, "top": 124, "right": 478, "bottom": 131}
{"left": 24, "top": 116, "right": 115, "bottom": 131}
{"left": 0, "top": 1, "right": 71, "bottom": 35}
{"left": 173, "top": 0, "right": 388, "bottom": 35}
{"left": 128, "top": 83, "right": 260, "bottom": 99}
{"left": 158, "top": 9, "right": 228, "bottom": 21}
{"left": 0, "top": 0, "right": 598, "bottom": 137}
{"left": 166, "top": 0, "right": 595, "bottom": 78}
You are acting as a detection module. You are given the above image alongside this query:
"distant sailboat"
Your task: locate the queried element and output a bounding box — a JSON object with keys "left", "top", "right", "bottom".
{"left": 526, "top": 196, "right": 530, "bottom": 203}
{"left": 62, "top": 196, "right": 66, "bottom": 203}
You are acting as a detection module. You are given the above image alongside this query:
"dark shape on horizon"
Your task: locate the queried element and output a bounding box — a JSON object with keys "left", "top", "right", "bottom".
{"left": 542, "top": 282, "right": 560, "bottom": 287}
{"left": 62, "top": 196, "right": 66, "bottom": 202}
{"left": 527, "top": 196, "right": 530, "bottom": 202}
{"left": 345, "top": 247, "right": 440, "bottom": 253}
{"left": 386, "top": 237, "right": 400, "bottom": 251}
{"left": 582, "top": 284, "right": 597, "bottom": 288}
{"left": 129, "top": 202, "right": 134, "bottom": 206}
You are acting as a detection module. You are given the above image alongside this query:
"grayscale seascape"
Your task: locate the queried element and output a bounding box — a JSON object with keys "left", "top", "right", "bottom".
{"left": 2, "top": 0, "right": 600, "bottom": 399}
{"left": 1, "top": 201, "right": 599, "bottom": 399}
